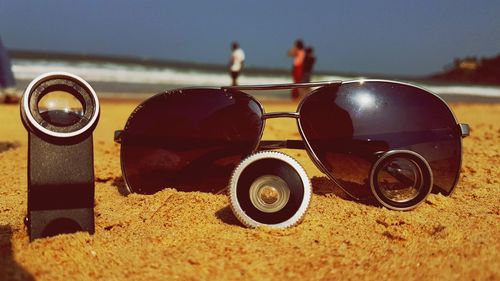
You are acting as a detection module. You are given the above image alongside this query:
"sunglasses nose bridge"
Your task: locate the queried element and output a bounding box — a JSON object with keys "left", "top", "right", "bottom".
{"left": 262, "top": 112, "right": 299, "bottom": 120}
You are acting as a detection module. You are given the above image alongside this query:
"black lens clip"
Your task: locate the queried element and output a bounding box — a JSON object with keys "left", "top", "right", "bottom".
{"left": 21, "top": 72, "right": 100, "bottom": 241}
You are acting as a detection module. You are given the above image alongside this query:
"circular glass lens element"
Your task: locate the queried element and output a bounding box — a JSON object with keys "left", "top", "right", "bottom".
{"left": 260, "top": 186, "right": 279, "bottom": 204}
{"left": 369, "top": 150, "right": 433, "bottom": 210}
{"left": 21, "top": 73, "right": 99, "bottom": 138}
{"left": 38, "top": 90, "right": 84, "bottom": 126}
{"left": 249, "top": 175, "right": 291, "bottom": 213}
{"left": 376, "top": 157, "right": 422, "bottom": 203}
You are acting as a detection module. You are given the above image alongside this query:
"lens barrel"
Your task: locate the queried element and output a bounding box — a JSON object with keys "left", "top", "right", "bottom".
{"left": 369, "top": 150, "right": 433, "bottom": 210}
{"left": 229, "top": 151, "right": 311, "bottom": 228}
{"left": 21, "top": 72, "right": 100, "bottom": 139}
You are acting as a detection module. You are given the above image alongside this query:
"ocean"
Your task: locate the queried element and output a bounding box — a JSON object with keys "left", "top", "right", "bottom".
{"left": 11, "top": 58, "right": 500, "bottom": 102}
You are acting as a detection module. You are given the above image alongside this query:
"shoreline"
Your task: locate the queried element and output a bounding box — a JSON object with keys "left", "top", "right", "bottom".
{"left": 12, "top": 78, "right": 500, "bottom": 104}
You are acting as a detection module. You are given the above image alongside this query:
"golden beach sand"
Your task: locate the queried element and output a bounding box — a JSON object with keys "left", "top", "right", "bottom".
{"left": 0, "top": 99, "right": 498, "bottom": 280}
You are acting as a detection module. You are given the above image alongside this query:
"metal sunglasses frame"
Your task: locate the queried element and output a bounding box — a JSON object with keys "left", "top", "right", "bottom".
{"left": 115, "top": 79, "right": 470, "bottom": 200}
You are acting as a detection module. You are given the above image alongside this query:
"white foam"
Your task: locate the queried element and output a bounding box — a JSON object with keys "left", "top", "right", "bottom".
{"left": 424, "top": 85, "right": 500, "bottom": 98}
{"left": 12, "top": 60, "right": 294, "bottom": 86}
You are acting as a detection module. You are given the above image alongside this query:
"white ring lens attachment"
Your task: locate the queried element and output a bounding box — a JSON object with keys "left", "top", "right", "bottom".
{"left": 21, "top": 72, "right": 100, "bottom": 240}
{"left": 370, "top": 150, "right": 433, "bottom": 211}
{"left": 229, "top": 151, "right": 312, "bottom": 228}
{"left": 21, "top": 72, "right": 100, "bottom": 138}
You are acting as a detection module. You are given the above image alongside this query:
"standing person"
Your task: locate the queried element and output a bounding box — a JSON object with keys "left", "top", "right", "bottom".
{"left": 229, "top": 41, "right": 245, "bottom": 86}
{"left": 288, "top": 39, "right": 305, "bottom": 99}
{"left": 0, "top": 35, "right": 18, "bottom": 103}
{"left": 302, "top": 47, "right": 316, "bottom": 84}
{"left": 299, "top": 47, "right": 316, "bottom": 97}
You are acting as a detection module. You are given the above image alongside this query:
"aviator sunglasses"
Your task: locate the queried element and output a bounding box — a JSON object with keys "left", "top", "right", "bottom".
{"left": 114, "top": 80, "right": 469, "bottom": 226}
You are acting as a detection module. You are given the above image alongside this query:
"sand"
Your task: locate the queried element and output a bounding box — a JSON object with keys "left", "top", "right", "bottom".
{"left": 0, "top": 99, "right": 498, "bottom": 280}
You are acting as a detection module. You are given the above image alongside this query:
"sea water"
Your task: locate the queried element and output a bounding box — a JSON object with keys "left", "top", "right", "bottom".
{"left": 11, "top": 58, "right": 500, "bottom": 101}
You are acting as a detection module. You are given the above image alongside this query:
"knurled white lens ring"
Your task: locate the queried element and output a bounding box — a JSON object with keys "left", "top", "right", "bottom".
{"left": 22, "top": 72, "right": 100, "bottom": 138}
{"left": 229, "top": 151, "right": 312, "bottom": 228}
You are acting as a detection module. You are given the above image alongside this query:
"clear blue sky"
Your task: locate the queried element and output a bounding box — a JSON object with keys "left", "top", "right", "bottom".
{"left": 0, "top": 0, "right": 499, "bottom": 76}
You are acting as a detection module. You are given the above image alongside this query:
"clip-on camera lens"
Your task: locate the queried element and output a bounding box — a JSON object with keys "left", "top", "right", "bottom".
{"left": 20, "top": 72, "right": 100, "bottom": 240}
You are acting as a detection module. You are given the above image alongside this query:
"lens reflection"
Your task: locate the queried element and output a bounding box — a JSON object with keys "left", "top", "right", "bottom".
{"left": 353, "top": 91, "right": 376, "bottom": 110}
{"left": 377, "top": 158, "right": 421, "bottom": 202}
{"left": 38, "top": 91, "right": 84, "bottom": 126}
{"left": 121, "top": 89, "right": 263, "bottom": 194}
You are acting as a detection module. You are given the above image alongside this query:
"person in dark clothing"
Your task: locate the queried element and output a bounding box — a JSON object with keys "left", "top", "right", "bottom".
{"left": 301, "top": 47, "right": 316, "bottom": 83}
{"left": 0, "top": 35, "right": 19, "bottom": 103}
{"left": 297, "top": 46, "right": 316, "bottom": 98}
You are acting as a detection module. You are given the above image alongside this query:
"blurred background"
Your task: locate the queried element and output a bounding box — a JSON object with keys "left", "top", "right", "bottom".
{"left": 1, "top": 0, "right": 499, "bottom": 101}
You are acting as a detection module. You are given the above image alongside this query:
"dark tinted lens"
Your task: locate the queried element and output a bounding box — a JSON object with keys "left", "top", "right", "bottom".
{"left": 299, "top": 81, "right": 461, "bottom": 197}
{"left": 121, "top": 89, "right": 263, "bottom": 194}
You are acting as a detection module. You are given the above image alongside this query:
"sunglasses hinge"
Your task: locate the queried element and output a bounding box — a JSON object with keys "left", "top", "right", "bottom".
{"left": 459, "top": 123, "right": 470, "bottom": 138}
{"left": 114, "top": 130, "right": 123, "bottom": 143}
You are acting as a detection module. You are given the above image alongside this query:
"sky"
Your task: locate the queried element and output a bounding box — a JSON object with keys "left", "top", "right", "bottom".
{"left": 0, "top": 0, "right": 499, "bottom": 76}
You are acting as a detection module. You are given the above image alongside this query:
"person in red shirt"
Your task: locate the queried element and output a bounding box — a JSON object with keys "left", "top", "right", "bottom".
{"left": 288, "top": 39, "right": 305, "bottom": 99}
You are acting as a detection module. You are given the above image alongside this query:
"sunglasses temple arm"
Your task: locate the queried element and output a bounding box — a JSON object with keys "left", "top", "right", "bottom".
{"left": 459, "top": 123, "right": 470, "bottom": 138}
{"left": 258, "top": 140, "right": 306, "bottom": 150}
{"left": 114, "top": 130, "right": 123, "bottom": 143}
